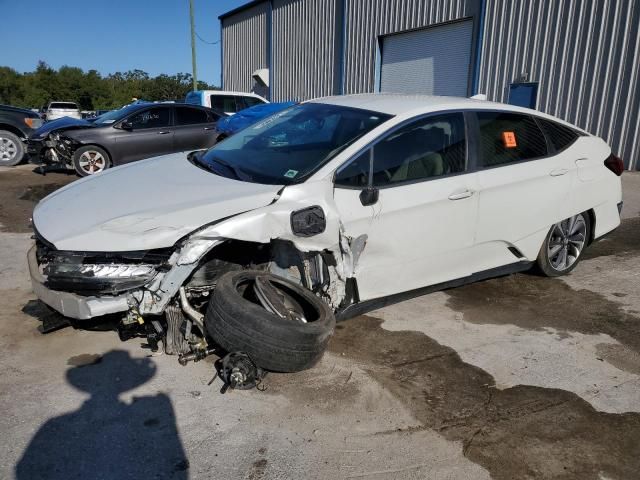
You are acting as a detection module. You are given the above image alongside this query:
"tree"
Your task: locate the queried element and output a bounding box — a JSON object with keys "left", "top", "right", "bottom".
{"left": 0, "top": 63, "right": 219, "bottom": 110}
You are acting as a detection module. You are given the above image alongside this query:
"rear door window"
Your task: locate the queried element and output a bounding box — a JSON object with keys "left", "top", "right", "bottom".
{"left": 477, "top": 112, "right": 548, "bottom": 167}
{"left": 128, "top": 107, "right": 171, "bottom": 129}
{"left": 538, "top": 118, "right": 580, "bottom": 152}
{"left": 174, "top": 106, "right": 209, "bottom": 125}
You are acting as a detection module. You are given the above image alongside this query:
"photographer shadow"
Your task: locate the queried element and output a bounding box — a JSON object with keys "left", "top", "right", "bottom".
{"left": 16, "top": 350, "right": 188, "bottom": 480}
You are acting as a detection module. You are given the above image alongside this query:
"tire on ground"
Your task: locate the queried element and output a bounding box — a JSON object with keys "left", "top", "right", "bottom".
{"left": 205, "top": 270, "right": 336, "bottom": 372}
{"left": 0, "top": 130, "right": 25, "bottom": 167}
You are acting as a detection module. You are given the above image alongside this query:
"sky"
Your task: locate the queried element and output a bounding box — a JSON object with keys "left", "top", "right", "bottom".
{"left": 0, "top": 0, "right": 252, "bottom": 86}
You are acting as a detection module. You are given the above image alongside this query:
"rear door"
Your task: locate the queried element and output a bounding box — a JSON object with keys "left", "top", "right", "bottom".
{"left": 113, "top": 106, "right": 173, "bottom": 164}
{"left": 334, "top": 112, "right": 479, "bottom": 300}
{"left": 472, "top": 111, "right": 573, "bottom": 270}
{"left": 173, "top": 106, "right": 220, "bottom": 151}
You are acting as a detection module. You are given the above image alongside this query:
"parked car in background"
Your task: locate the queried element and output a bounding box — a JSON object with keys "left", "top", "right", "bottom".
{"left": 215, "top": 101, "right": 297, "bottom": 142}
{"left": 27, "top": 94, "right": 623, "bottom": 373}
{"left": 42, "top": 102, "right": 81, "bottom": 121}
{"left": 185, "top": 90, "right": 268, "bottom": 115}
{"left": 0, "top": 104, "right": 43, "bottom": 166}
{"left": 28, "top": 103, "right": 223, "bottom": 176}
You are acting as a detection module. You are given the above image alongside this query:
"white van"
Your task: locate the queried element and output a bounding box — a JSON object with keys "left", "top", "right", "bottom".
{"left": 185, "top": 90, "right": 268, "bottom": 115}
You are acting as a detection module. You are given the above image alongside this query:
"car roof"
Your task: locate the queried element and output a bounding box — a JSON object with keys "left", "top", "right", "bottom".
{"left": 309, "top": 93, "right": 526, "bottom": 115}
{"left": 196, "top": 90, "right": 265, "bottom": 98}
{"left": 307, "top": 93, "right": 587, "bottom": 133}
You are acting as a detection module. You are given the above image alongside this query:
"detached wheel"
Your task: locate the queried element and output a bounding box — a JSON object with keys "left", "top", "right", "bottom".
{"left": 72, "top": 145, "right": 111, "bottom": 176}
{"left": 537, "top": 212, "right": 590, "bottom": 277}
{"left": 0, "top": 130, "right": 25, "bottom": 166}
{"left": 205, "top": 271, "right": 335, "bottom": 372}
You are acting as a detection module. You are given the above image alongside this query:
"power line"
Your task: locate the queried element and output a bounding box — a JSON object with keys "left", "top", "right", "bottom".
{"left": 195, "top": 30, "right": 219, "bottom": 45}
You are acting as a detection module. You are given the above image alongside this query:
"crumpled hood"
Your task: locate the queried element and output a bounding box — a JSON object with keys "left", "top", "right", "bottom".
{"left": 33, "top": 153, "right": 283, "bottom": 251}
{"left": 30, "top": 117, "right": 93, "bottom": 140}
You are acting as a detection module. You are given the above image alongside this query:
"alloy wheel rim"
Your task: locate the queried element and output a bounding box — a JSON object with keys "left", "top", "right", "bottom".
{"left": 78, "top": 151, "right": 106, "bottom": 174}
{"left": 0, "top": 137, "right": 18, "bottom": 162}
{"left": 547, "top": 214, "right": 587, "bottom": 271}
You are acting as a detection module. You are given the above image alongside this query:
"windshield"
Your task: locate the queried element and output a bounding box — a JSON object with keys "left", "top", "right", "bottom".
{"left": 92, "top": 105, "right": 141, "bottom": 126}
{"left": 197, "top": 103, "right": 392, "bottom": 185}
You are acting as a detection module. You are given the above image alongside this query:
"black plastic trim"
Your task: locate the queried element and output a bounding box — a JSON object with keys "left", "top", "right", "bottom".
{"left": 336, "top": 261, "right": 533, "bottom": 321}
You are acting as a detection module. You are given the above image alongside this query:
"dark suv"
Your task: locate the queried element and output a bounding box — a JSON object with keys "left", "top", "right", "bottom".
{"left": 29, "top": 103, "right": 224, "bottom": 176}
{"left": 0, "top": 105, "right": 43, "bottom": 166}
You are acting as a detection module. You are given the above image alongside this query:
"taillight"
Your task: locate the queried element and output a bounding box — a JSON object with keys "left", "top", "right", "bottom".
{"left": 604, "top": 153, "right": 624, "bottom": 176}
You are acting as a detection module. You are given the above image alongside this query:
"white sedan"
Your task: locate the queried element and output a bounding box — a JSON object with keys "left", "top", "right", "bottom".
{"left": 29, "top": 94, "right": 623, "bottom": 370}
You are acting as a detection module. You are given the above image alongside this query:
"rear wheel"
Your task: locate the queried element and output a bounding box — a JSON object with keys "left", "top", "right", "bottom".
{"left": 72, "top": 145, "right": 111, "bottom": 176}
{"left": 0, "top": 130, "right": 24, "bottom": 167}
{"left": 537, "top": 212, "right": 589, "bottom": 276}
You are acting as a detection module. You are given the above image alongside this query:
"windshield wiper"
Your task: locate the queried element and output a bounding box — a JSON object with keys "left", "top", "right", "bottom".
{"left": 209, "top": 156, "right": 250, "bottom": 181}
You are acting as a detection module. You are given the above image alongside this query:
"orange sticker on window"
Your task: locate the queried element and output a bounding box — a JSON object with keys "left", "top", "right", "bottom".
{"left": 502, "top": 131, "right": 517, "bottom": 148}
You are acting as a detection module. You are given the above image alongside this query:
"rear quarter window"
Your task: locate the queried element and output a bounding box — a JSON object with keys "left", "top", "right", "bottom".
{"left": 538, "top": 118, "right": 580, "bottom": 151}
{"left": 477, "top": 112, "right": 548, "bottom": 167}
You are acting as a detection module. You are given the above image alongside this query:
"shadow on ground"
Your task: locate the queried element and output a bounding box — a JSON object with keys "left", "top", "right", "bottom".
{"left": 15, "top": 350, "right": 189, "bottom": 480}
{"left": 330, "top": 316, "right": 640, "bottom": 480}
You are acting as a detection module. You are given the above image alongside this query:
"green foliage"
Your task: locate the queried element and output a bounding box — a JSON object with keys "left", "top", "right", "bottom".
{"left": 0, "top": 62, "right": 218, "bottom": 111}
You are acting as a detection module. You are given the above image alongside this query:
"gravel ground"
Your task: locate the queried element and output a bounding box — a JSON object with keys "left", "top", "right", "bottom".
{"left": 0, "top": 164, "right": 638, "bottom": 479}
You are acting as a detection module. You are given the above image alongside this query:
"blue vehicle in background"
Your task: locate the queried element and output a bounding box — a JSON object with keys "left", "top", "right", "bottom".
{"left": 215, "top": 101, "right": 297, "bottom": 142}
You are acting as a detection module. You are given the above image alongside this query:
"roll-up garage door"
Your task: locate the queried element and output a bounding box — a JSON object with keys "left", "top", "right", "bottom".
{"left": 380, "top": 20, "right": 473, "bottom": 96}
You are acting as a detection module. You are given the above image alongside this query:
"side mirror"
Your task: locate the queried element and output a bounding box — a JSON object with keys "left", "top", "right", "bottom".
{"left": 359, "top": 187, "right": 379, "bottom": 206}
{"left": 120, "top": 120, "right": 133, "bottom": 130}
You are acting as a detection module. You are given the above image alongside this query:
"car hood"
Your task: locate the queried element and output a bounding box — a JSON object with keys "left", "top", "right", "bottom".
{"left": 30, "top": 117, "right": 94, "bottom": 140}
{"left": 33, "top": 152, "right": 284, "bottom": 251}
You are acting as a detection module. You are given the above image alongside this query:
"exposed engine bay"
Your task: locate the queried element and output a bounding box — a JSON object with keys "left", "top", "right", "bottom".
{"left": 32, "top": 227, "right": 354, "bottom": 380}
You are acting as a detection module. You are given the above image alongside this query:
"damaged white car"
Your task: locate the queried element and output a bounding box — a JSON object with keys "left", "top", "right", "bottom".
{"left": 28, "top": 94, "right": 623, "bottom": 380}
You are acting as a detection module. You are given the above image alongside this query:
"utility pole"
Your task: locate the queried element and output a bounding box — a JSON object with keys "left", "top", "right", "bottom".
{"left": 189, "top": 0, "right": 198, "bottom": 91}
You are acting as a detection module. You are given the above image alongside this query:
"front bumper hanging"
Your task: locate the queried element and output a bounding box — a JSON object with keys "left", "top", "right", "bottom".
{"left": 27, "top": 245, "right": 130, "bottom": 320}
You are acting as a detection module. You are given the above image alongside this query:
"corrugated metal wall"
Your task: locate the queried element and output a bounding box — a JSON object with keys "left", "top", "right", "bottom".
{"left": 478, "top": 0, "right": 640, "bottom": 169}
{"left": 271, "top": 0, "right": 342, "bottom": 101}
{"left": 342, "top": 0, "right": 478, "bottom": 94}
{"left": 221, "top": 2, "right": 269, "bottom": 94}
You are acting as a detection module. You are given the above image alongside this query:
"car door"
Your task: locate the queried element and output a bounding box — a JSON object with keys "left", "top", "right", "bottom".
{"left": 472, "top": 111, "right": 573, "bottom": 271}
{"left": 333, "top": 112, "right": 479, "bottom": 301}
{"left": 173, "top": 106, "right": 219, "bottom": 151}
{"left": 113, "top": 106, "right": 174, "bottom": 164}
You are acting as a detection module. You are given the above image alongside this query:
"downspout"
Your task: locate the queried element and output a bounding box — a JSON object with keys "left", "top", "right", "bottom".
{"left": 220, "top": 17, "right": 224, "bottom": 89}
{"left": 267, "top": 0, "right": 274, "bottom": 101}
{"left": 338, "top": 0, "right": 347, "bottom": 94}
{"left": 471, "top": 0, "right": 487, "bottom": 95}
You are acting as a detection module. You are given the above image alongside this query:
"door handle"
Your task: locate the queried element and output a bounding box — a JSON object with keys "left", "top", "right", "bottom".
{"left": 203, "top": 126, "right": 215, "bottom": 131}
{"left": 157, "top": 131, "right": 171, "bottom": 135}
{"left": 448, "top": 189, "right": 474, "bottom": 200}
{"left": 549, "top": 168, "right": 569, "bottom": 176}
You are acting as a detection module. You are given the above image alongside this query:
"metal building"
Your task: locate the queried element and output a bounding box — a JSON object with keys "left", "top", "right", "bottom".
{"left": 220, "top": 0, "right": 640, "bottom": 169}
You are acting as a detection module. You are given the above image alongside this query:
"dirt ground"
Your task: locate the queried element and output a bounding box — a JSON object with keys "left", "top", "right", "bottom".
{"left": 1, "top": 164, "right": 639, "bottom": 479}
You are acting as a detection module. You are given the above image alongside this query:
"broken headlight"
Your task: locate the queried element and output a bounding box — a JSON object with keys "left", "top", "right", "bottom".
{"left": 44, "top": 262, "right": 157, "bottom": 294}
{"left": 36, "top": 238, "right": 171, "bottom": 295}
